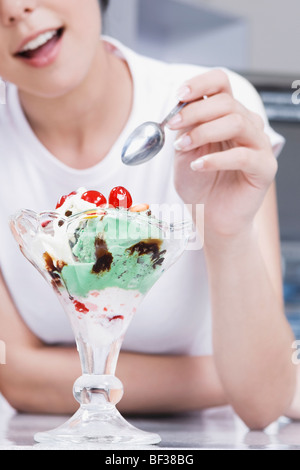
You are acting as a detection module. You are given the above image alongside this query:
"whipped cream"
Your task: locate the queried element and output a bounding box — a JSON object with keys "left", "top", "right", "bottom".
{"left": 55, "top": 187, "right": 97, "bottom": 217}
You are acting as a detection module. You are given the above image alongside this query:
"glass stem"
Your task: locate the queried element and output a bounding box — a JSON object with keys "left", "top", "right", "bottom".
{"left": 74, "top": 336, "right": 124, "bottom": 410}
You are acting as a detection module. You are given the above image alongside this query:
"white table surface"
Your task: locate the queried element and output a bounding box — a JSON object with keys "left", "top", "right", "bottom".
{"left": 1, "top": 395, "right": 300, "bottom": 450}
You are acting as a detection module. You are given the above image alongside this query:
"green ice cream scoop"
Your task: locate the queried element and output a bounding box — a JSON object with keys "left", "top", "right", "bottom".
{"left": 60, "top": 210, "right": 166, "bottom": 297}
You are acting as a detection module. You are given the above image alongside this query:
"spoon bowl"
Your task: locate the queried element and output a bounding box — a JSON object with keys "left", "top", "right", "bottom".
{"left": 121, "top": 102, "right": 187, "bottom": 166}
{"left": 121, "top": 121, "right": 165, "bottom": 166}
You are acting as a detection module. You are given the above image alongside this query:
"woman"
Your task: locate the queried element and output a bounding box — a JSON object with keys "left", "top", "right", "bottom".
{"left": 0, "top": 0, "right": 298, "bottom": 429}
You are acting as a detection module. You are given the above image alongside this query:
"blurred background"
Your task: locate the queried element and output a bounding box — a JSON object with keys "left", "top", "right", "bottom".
{"left": 104, "top": 0, "right": 300, "bottom": 338}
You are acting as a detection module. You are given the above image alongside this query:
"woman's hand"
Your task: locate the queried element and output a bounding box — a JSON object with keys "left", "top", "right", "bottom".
{"left": 285, "top": 364, "right": 300, "bottom": 420}
{"left": 169, "top": 69, "right": 278, "bottom": 239}
{"left": 170, "top": 70, "right": 298, "bottom": 429}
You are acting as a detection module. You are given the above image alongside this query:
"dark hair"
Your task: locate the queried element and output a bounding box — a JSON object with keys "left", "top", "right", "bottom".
{"left": 100, "top": 0, "right": 110, "bottom": 11}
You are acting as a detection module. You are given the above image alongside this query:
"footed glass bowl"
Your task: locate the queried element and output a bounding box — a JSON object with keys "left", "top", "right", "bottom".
{"left": 10, "top": 207, "right": 193, "bottom": 446}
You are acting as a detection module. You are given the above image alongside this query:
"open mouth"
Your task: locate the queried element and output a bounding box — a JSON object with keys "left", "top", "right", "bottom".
{"left": 15, "top": 27, "right": 64, "bottom": 60}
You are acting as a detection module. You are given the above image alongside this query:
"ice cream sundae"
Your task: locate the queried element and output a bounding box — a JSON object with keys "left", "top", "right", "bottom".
{"left": 10, "top": 186, "right": 192, "bottom": 445}
{"left": 32, "top": 187, "right": 167, "bottom": 348}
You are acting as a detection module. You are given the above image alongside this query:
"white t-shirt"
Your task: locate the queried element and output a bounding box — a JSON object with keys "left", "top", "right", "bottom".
{"left": 0, "top": 37, "right": 284, "bottom": 356}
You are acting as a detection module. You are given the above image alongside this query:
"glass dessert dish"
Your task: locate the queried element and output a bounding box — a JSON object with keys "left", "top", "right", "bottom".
{"left": 10, "top": 204, "right": 193, "bottom": 446}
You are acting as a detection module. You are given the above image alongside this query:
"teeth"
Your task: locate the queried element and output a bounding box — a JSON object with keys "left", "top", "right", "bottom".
{"left": 20, "top": 30, "right": 57, "bottom": 53}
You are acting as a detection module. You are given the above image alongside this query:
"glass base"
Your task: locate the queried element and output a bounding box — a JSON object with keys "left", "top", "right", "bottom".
{"left": 34, "top": 406, "right": 161, "bottom": 447}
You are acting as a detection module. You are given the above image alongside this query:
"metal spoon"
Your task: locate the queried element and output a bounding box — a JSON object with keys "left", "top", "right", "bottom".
{"left": 121, "top": 101, "right": 187, "bottom": 166}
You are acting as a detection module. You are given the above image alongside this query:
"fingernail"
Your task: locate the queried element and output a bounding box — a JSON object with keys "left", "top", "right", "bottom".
{"left": 176, "top": 85, "right": 191, "bottom": 101}
{"left": 167, "top": 114, "right": 182, "bottom": 128}
{"left": 174, "top": 134, "right": 192, "bottom": 151}
{"left": 191, "top": 158, "right": 205, "bottom": 171}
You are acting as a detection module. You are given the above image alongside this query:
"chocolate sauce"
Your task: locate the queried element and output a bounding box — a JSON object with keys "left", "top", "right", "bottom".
{"left": 43, "top": 252, "right": 56, "bottom": 272}
{"left": 43, "top": 252, "right": 67, "bottom": 290}
{"left": 127, "top": 239, "right": 165, "bottom": 268}
{"left": 51, "top": 275, "right": 63, "bottom": 290}
{"left": 92, "top": 237, "right": 113, "bottom": 274}
{"left": 153, "top": 258, "right": 164, "bottom": 268}
{"left": 43, "top": 252, "right": 66, "bottom": 273}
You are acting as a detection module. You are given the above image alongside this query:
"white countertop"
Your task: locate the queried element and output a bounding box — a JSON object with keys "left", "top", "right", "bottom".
{"left": 1, "top": 395, "right": 300, "bottom": 450}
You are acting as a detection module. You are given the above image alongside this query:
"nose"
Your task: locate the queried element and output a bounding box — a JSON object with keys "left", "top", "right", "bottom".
{"left": 0, "top": 0, "right": 36, "bottom": 26}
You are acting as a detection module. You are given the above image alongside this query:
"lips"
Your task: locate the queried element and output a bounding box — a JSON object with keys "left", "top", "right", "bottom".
{"left": 14, "top": 27, "right": 64, "bottom": 67}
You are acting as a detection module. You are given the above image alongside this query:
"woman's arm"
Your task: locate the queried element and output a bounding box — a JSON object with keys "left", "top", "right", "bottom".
{"left": 170, "top": 69, "right": 297, "bottom": 429}
{"left": 0, "top": 269, "right": 80, "bottom": 413}
{"left": 0, "top": 269, "right": 226, "bottom": 414}
{"left": 285, "top": 364, "right": 300, "bottom": 420}
{"left": 204, "top": 182, "right": 295, "bottom": 429}
{"left": 117, "top": 353, "right": 226, "bottom": 414}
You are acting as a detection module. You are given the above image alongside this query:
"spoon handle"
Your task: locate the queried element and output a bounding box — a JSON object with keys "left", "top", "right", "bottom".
{"left": 160, "top": 101, "right": 188, "bottom": 128}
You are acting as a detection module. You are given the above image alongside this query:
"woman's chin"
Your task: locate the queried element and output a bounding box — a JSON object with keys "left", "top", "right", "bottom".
{"left": 18, "top": 72, "right": 89, "bottom": 100}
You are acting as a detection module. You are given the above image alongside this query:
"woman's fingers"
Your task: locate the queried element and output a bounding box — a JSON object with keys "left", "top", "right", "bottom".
{"left": 172, "top": 69, "right": 273, "bottom": 182}
{"left": 174, "top": 113, "right": 270, "bottom": 152}
{"left": 190, "top": 146, "right": 278, "bottom": 182}
{"left": 177, "top": 68, "right": 233, "bottom": 102}
{"left": 168, "top": 93, "right": 265, "bottom": 132}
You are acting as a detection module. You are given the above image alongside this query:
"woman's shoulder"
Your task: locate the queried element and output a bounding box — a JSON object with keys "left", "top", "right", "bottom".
{"left": 129, "top": 45, "right": 210, "bottom": 88}
{"left": 108, "top": 37, "right": 267, "bottom": 120}
{"left": 153, "top": 58, "right": 265, "bottom": 113}
{"left": 126, "top": 43, "right": 263, "bottom": 110}
{"left": 127, "top": 46, "right": 284, "bottom": 157}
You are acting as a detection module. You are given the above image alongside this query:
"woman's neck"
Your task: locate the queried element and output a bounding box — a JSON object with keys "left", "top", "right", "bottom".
{"left": 18, "top": 40, "right": 133, "bottom": 169}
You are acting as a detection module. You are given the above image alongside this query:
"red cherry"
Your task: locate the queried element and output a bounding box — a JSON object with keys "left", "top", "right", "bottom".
{"left": 56, "top": 191, "right": 77, "bottom": 209}
{"left": 56, "top": 195, "right": 67, "bottom": 209}
{"left": 81, "top": 190, "right": 107, "bottom": 207}
{"left": 109, "top": 186, "right": 132, "bottom": 209}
